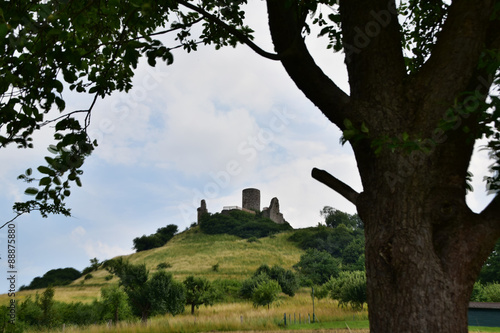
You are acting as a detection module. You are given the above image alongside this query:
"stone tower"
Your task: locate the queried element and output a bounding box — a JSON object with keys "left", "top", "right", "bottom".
{"left": 197, "top": 199, "right": 208, "bottom": 223}
{"left": 242, "top": 188, "right": 260, "bottom": 212}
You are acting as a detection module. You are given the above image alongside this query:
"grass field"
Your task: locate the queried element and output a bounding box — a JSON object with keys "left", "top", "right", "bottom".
{"left": 4, "top": 228, "right": 500, "bottom": 332}
{"left": 23, "top": 289, "right": 370, "bottom": 333}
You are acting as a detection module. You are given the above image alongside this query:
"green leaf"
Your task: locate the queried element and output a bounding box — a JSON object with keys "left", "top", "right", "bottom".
{"left": 39, "top": 177, "right": 52, "bottom": 186}
{"left": 47, "top": 145, "right": 59, "bottom": 154}
{"left": 26, "top": 168, "right": 33, "bottom": 176}
{"left": 25, "top": 187, "right": 39, "bottom": 196}
{"left": 361, "top": 122, "right": 369, "bottom": 134}
{"left": 38, "top": 166, "right": 54, "bottom": 175}
{"left": 343, "top": 118, "right": 353, "bottom": 129}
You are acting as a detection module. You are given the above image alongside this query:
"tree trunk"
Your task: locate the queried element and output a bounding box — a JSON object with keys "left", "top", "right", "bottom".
{"left": 354, "top": 135, "right": 499, "bottom": 333}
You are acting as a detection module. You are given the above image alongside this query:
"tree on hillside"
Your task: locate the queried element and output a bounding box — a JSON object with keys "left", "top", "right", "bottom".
{"left": 133, "top": 224, "right": 178, "bottom": 252}
{"left": 321, "top": 206, "right": 363, "bottom": 230}
{"left": 1, "top": 1, "right": 500, "bottom": 332}
{"left": 20, "top": 267, "right": 81, "bottom": 290}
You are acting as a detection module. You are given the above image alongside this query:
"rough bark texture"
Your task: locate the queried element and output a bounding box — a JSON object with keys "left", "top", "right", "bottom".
{"left": 265, "top": 0, "right": 500, "bottom": 332}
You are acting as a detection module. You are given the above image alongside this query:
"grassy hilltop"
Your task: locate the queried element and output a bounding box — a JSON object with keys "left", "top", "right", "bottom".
{"left": 3, "top": 227, "right": 304, "bottom": 304}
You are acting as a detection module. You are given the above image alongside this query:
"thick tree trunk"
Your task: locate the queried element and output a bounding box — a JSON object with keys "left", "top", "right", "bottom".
{"left": 354, "top": 137, "right": 498, "bottom": 332}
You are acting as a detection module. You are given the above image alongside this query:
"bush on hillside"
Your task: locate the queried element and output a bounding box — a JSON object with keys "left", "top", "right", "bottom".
{"left": 133, "top": 224, "right": 178, "bottom": 252}
{"left": 253, "top": 264, "right": 299, "bottom": 296}
{"left": 19, "top": 267, "right": 82, "bottom": 291}
{"left": 199, "top": 210, "right": 292, "bottom": 239}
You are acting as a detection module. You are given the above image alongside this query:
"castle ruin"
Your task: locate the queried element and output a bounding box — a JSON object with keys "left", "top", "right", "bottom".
{"left": 196, "top": 188, "right": 286, "bottom": 224}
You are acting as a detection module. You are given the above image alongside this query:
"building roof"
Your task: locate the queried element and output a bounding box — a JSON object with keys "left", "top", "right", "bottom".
{"left": 469, "top": 302, "right": 500, "bottom": 309}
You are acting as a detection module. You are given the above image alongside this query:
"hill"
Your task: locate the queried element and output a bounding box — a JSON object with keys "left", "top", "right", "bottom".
{"left": 2, "top": 227, "right": 304, "bottom": 304}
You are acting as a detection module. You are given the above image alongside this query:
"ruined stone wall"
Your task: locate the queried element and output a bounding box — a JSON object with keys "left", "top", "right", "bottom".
{"left": 262, "top": 197, "right": 285, "bottom": 224}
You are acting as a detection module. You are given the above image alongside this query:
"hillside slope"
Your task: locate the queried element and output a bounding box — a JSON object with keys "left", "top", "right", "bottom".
{"left": 5, "top": 228, "right": 304, "bottom": 304}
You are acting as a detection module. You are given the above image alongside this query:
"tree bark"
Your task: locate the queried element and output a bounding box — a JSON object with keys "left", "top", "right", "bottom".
{"left": 264, "top": 0, "right": 500, "bottom": 332}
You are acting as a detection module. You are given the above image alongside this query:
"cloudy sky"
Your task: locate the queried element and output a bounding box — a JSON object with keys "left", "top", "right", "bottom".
{"left": 0, "top": 3, "right": 495, "bottom": 291}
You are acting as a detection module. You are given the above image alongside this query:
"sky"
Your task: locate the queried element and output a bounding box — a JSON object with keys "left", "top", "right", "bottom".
{"left": 0, "top": 2, "right": 495, "bottom": 292}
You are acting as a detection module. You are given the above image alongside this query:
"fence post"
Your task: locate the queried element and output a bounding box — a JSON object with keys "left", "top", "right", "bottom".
{"left": 308, "top": 314, "right": 311, "bottom": 324}
{"left": 284, "top": 313, "right": 286, "bottom": 326}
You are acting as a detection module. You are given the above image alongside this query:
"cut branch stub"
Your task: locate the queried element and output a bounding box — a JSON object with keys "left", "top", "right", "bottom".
{"left": 311, "top": 168, "right": 359, "bottom": 205}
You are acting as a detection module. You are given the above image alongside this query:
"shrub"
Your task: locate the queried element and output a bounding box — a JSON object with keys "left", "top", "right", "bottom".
{"left": 211, "top": 279, "right": 242, "bottom": 302}
{"left": 327, "top": 271, "right": 367, "bottom": 310}
{"left": 133, "top": 224, "right": 178, "bottom": 252}
{"left": 240, "top": 273, "right": 270, "bottom": 299}
{"left": 84, "top": 273, "right": 93, "bottom": 280}
{"left": 252, "top": 280, "right": 282, "bottom": 309}
{"left": 199, "top": 210, "right": 292, "bottom": 239}
{"left": 20, "top": 267, "right": 82, "bottom": 290}
{"left": 253, "top": 264, "right": 299, "bottom": 296}
{"left": 481, "top": 283, "right": 500, "bottom": 302}
{"left": 157, "top": 262, "right": 172, "bottom": 269}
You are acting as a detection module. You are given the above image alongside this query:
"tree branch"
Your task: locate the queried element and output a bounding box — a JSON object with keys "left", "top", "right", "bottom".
{"left": 312, "top": 168, "right": 359, "bottom": 205}
{"left": 177, "top": 0, "right": 281, "bottom": 61}
{"left": 480, "top": 194, "right": 500, "bottom": 228}
{"left": 413, "top": 0, "right": 495, "bottom": 107}
{"left": 266, "top": 0, "right": 350, "bottom": 129}
{"left": 339, "top": 0, "right": 406, "bottom": 103}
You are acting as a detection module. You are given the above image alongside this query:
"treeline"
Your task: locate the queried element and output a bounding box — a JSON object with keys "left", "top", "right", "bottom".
{"left": 199, "top": 209, "right": 292, "bottom": 239}
{"left": 289, "top": 207, "right": 365, "bottom": 274}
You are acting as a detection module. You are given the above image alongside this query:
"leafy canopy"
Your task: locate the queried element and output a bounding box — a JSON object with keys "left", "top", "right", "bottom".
{"left": 1, "top": 0, "right": 499, "bottom": 221}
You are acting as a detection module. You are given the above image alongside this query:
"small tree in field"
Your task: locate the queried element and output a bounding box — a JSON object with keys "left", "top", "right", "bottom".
{"left": 252, "top": 280, "right": 282, "bottom": 310}
{"left": 327, "top": 271, "right": 367, "bottom": 311}
{"left": 183, "top": 275, "right": 216, "bottom": 314}
{"left": 294, "top": 248, "right": 341, "bottom": 285}
{"left": 108, "top": 260, "right": 185, "bottom": 322}
{"left": 100, "top": 285, "right": 131, "bottom": 324}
